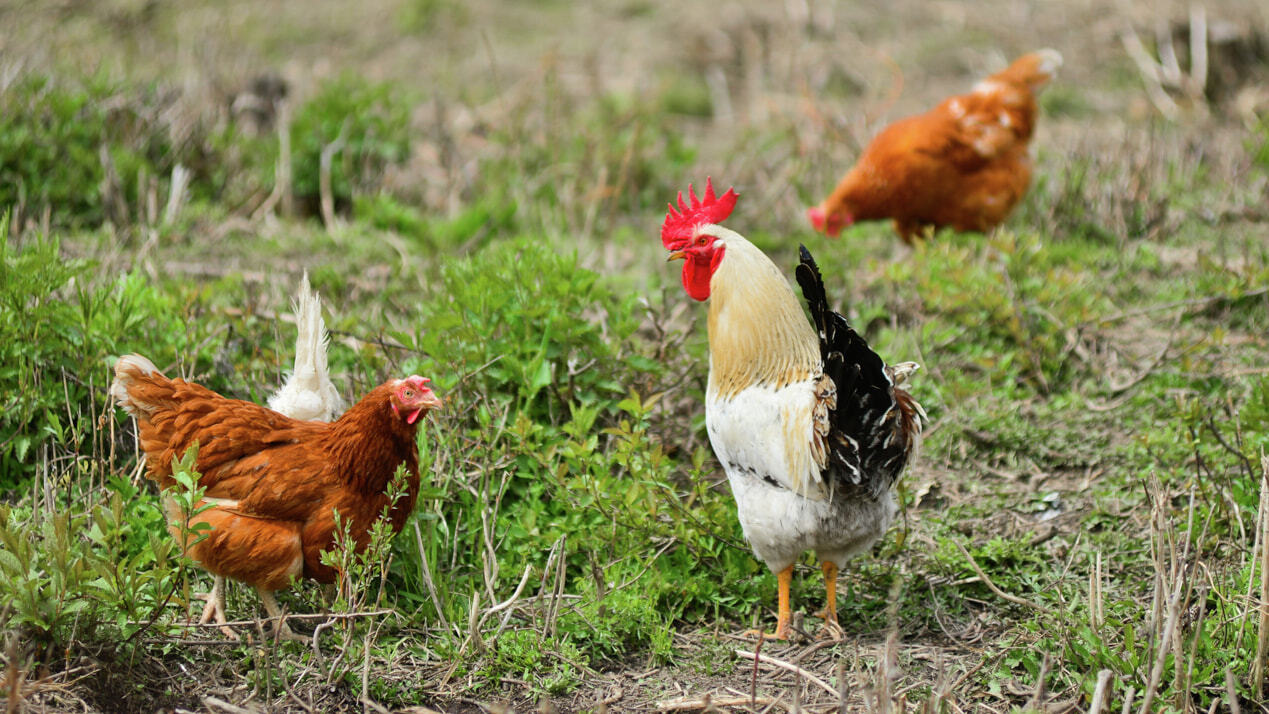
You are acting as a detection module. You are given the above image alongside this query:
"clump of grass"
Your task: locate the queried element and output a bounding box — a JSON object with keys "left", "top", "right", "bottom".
{"left": 884, "top": 231, "right": 1112, "bottom": 393}
{"left": 0, "top": 228, "right": 219, "bottom": 486}
{"left": 0, "top": 74, "right": 180, "bottom": 230}
{"left": 288, "top": 75, "right": 413, "bottom": 213}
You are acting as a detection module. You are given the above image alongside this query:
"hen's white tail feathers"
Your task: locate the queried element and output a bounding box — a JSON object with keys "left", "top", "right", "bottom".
{"left": 292, "top": 272, "right": 327, "bottom": 380}
{"left": 267, "top": 272, "right": 345, "bottom": 421}
{"left": 110, "top": 353, "right": 162, "bottom": 416}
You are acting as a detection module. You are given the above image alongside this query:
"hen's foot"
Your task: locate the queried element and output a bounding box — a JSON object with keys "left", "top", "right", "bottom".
{"left": 195, "top": 578, "right": 236, "bottom": 638}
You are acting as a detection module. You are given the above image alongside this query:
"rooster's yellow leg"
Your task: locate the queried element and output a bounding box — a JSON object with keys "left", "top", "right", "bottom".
{"left": 741, "top": 565, "right": 795, "bottom": 640}
{"left": 772, "top": 565, "right": 794, "bottom": 640}
{"left": 818, "top": 561, "right": 843, "bottom": 639}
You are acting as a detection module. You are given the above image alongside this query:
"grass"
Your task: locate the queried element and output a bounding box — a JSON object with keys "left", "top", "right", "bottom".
{"left": 1, "top": 0, "right": 1269, "bottom": 711}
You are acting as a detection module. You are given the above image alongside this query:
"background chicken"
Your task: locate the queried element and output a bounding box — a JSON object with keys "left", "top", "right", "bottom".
{"left": 808, "top": 49, "right": 1063, "bottom": 243}
{"left": 111, "top": 355, "right": 442, "bottom": 638}
{"left": 663, "top": 180, "right": 924, "bottom": 639}
{"left": 268, "top": 271, "right": 345, "bottom": 422}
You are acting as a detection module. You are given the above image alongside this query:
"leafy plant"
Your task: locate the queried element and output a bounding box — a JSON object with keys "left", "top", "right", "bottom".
{"left": 288, "top": 75, "right": 413, "bottom": 209}
{"left": 0, "top": 231, "right": 209, "bottom": 486}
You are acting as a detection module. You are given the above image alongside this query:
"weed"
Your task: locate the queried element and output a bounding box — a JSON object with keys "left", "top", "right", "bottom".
{"left": 288, "top": 75, "right": 413, "bottom": 212}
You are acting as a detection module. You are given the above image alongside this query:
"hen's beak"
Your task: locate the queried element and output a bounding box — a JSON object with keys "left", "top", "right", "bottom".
{"left": 402, "top": 392, "right": 444, "bottom": 425}
{"left": 666, "top": 250, "right": 687, "bottom": 262}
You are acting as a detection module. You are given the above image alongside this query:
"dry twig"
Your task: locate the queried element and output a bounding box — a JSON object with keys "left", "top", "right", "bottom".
{"left": 953, "top": 541, "right": 1054, "bottom": 615}
{"left": 735, "top": 650, "right": 838, "bottom": 699}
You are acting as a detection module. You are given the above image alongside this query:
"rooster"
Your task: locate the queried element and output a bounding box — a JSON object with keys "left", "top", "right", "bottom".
{"left": 190, "top": 273, "right": 348, "bottom": 634}
{"left": 808, "top": 49, "right": 1063, "bottom": 243}
{"left": 663, "top": 180, "right": 924, "bottom": 638}
{"left": 111, "top": 355, "right": 442, "bottom": 638}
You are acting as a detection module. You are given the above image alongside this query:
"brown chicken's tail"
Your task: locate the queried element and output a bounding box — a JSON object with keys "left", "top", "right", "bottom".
{"left": 110, "top": 354, "right": 174, "bottom": 418}
{"left": 987, "top": 49, "right": 1063, "bottom": 91}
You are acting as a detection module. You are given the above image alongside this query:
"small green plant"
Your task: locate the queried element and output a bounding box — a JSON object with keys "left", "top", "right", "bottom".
{"left": 0, "top": 504, "right": 98, "bottom": 648}
{"left": 0, "top": 231, "right": 209, "bottom": 486}
{"left": 288, "top": 75, "right": 413, "bottom": 210}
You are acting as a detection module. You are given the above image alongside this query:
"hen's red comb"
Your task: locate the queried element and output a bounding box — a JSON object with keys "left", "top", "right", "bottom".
{"left": 661, "top": 178, "right": 738, "bottom": 249}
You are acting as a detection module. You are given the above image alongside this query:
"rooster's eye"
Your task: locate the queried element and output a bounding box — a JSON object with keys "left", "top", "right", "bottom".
{"left": 697, "top": 236, "right": 708, "bottom": 246}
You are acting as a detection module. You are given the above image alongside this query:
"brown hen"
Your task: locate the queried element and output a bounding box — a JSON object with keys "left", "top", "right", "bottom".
{"left": 111, "top": 354, "right": 442, "bottom": 638}
{"left": 808, "top": 49, "right": 1062, "bottom": 243}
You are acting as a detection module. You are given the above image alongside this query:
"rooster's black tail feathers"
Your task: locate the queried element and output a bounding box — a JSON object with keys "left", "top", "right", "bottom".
{"left": 795, "top": 245, "right": 920, "bottom": 496}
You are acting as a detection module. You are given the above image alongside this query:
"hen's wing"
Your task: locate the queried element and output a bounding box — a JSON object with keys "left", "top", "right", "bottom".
{"left": 795, "top": 247, "right": 923, "bottom": 498}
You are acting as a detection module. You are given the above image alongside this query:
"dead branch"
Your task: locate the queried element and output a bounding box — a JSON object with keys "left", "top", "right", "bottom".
{"left": 735, "top": 649, "right": 838, "bottom": 699}
{"left": 953, "top": 541, "right": 1055, "bottom": 615}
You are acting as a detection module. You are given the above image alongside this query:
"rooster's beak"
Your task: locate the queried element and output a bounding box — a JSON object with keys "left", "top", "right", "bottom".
{"left": 666, "top": 250, "right": 687, "bottom": 262}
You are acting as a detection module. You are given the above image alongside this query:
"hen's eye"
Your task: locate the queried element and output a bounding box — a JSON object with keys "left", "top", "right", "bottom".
{"left": 403, "top": 389, "right": 414, "bottom": 398}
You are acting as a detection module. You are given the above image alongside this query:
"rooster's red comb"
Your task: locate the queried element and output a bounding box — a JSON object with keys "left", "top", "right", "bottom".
{"left": 661, "top": 178, "right": 738, "bottom": 249}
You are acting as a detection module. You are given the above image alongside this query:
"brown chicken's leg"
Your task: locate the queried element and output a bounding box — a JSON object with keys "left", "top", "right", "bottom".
{"left": 816, "top": 561, "right": 844, "bottom": 640}
{"left": 196, "top": 575, "right": 236, "bottom": 638}
{"left": 258, "top": 589, "right": 307, "bottom": 642}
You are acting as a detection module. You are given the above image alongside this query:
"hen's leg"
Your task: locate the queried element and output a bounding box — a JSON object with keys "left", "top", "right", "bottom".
{"left": 195, "top": 576, "right": 235, "bottom": 638}
{"left": 816, "top": 561, "right": 843, "bottom": 640}
{"left": 258, "top": 589, "right": 307, "bottom": 642}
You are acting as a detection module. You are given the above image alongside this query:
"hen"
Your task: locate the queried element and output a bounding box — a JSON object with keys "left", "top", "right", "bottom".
{"left": 808, "top": 49, "right": 1062, "bottom": 243}
{"left": 111, "top": 355, "right": 442, "bottom": 637}
{"left": 663, "top": 180, "right": 924, "bottom": 639}
{"left": 190, "top": 274, "right": 348, "bottom": 634}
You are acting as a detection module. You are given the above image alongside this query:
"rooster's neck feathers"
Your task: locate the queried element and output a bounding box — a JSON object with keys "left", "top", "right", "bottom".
{"left": 703, "top": 229, "right": 820, "bottom": 399}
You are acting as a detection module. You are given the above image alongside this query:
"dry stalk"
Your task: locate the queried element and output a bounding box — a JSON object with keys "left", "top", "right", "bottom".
{"left": 412, "top": 521, "right": 452, "bottom": 633}
{"left": 734, "top": 650, "right": 837, "bottom": 699}
{"left": 251, "top": 98, "right": 293, "bottom": 221}
{"left": 487, "top": 562, "right": 534, "bottom": 640}
{"left": 547, "top": 534, "right": 568, "bottom": 640}
{"left": 1119, "top": 26, "right": 1181, "bottom": 119}
{"left": 1137, "top": 479, "right": 1196, "bottom": 714}
{"left": 1225, "top": 668, "right": 1242, "bottom": 714}
{"left": 953, "top": 540, "right": 1054, "bottom": 615}
{"left": 464, "top": 591, "right": 483, "bottom": 656}
{"left": 654, "top": 695, "right": 775, "bottom": 711}
{"left": 1025, "top": 654, "right": 1050, "bottom": 710}
{"left": 318, "top": 118, "right": 351, "bottom": 232}
{"left": 1088, "top": 669, "right": 1114, "bottom": 714}
{"left": 751, "top": 632, "right": 764, "bottom": 707}
{"left": 836, "top": 659, "right": 848, "bottom": 714}
{"left": 1254, "top": 454, "right": 1269, "bottom": 698}
{"left": 1090, "top": 550, "right": 1104, "bottom": 631}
